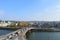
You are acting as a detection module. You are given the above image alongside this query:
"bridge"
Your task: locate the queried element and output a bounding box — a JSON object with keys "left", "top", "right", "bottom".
{"left": 0, "top": 27, "right": 60, "bottom": 40}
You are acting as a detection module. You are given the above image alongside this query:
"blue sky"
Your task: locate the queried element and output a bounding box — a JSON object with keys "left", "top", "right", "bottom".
{"left": 0, "top": 0, "right": 60, "bottom": 21}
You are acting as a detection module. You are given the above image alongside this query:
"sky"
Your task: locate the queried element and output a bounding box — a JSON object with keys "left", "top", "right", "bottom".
{"left": 0, "top": 0, "right": 60, "bottom": 21}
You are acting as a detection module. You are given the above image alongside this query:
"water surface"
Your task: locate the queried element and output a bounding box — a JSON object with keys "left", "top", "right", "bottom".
{"left": 0, "top": 29, "right": 16, "bottom": 36}
{"left": 27, "top": 32, "right": 60, "bottom": 40}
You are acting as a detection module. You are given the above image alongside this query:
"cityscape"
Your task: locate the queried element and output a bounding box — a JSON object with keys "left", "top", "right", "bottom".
{"left": 0, "top": 0, "right": 60, "bottom": 40}
{"left": 0, "top": 20, "right": 60, "bottom": 40}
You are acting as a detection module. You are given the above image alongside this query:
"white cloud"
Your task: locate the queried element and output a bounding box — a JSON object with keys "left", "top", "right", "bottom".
{"left": 32, "top": 4, "right": 60, "bottom": 21}
{"left": 44, "top": 5, "right": 60, "bottom": 21}
{"left": 23, "top": 4, "right": 60, "bottom": 21}
{"left": 0, "top": 10, "right": 4, "bottom": 15}
{"left": 56, "top": 5, "right": 60, "bottom": 8}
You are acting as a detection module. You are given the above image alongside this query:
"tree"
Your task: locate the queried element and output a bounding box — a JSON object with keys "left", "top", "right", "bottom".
{"left": 19, "top": 22, "right": 29, "bottom": 27}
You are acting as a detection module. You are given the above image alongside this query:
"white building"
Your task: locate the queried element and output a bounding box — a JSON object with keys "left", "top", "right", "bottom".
{"left": 0, "top": 21, "right": 12, "bottom": 27}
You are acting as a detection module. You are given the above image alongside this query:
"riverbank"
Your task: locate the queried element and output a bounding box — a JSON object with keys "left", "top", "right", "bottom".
{"left": 0, "top": 27, "right": 21, "bottom": 30}
{"left": 25, "top": 29, "right": 60, "bottom": 40}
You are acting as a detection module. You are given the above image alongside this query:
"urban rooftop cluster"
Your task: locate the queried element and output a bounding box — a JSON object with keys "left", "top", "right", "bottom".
{"left": 0, "top": 20, "right": 30, "bottom": 28}
{"left": 0, "top": 20, "right": 60, "bottom": 28}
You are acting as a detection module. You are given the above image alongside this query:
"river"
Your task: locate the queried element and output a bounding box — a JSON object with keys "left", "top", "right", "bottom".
{"left": 0, "top": 28, "right": 16, "bottom": 36}
{"left": 26, "top": 30, "right": 60, "bottom": 40}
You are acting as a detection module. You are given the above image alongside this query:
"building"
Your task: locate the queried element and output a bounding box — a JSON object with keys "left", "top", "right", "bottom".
{"left": 0, "top": 21, "right": 12, "bottom": 27}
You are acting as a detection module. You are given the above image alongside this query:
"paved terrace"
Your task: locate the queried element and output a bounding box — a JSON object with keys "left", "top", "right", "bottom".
{"left": 0, "top": 27, "right": 60, "bottom": 40}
